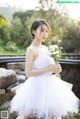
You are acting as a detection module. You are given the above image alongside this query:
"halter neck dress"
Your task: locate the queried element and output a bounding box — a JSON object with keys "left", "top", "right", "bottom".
{"left": 11, "top": 46, "right": 79, "bottom": 119}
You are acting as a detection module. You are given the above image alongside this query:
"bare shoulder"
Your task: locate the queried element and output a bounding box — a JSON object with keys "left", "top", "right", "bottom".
{"left": 26, "top": 45, "right": 37, "bottom": 56}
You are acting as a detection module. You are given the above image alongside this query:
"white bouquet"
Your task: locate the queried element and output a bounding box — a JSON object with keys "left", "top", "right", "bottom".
{"left": 49, "top": 45, "right": 62, "bottom": 63}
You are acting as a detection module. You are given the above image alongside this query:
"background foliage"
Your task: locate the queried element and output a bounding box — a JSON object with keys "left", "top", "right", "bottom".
{"left": 0, "top": 0, "right": 80, "bottom": 55}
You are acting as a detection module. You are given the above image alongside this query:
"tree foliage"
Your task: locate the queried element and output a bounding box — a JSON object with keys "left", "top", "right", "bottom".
{"left": 0, "top": 14, "right": 10, "bottom": 46}
{"left": 9, "top": 17, "right": 31, "bottom": 48}
{"left": 60, "top": 21, "right": 80, "bottom": 53}
{"left": 13, "top": 10, "right": 34, "bottom": 26}
{"left": 0, "top": 0, "right": 80, "bottom": 54}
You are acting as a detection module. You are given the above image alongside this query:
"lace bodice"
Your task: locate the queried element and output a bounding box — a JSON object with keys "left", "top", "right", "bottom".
{"left": 32, "top": 46, "right": 55, "bottom": 70}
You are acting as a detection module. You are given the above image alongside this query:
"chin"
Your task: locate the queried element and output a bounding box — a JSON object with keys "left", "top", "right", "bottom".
{"left": 42, "top": 39, "right": 46, "bottom": 42}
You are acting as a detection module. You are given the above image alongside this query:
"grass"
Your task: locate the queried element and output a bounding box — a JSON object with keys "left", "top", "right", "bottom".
{"left": 28, "top": 112, "right": 80, "bottom": 119}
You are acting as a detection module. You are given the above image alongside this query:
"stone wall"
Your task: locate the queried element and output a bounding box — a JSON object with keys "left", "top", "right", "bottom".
{"left": 0, "top": 65, "right": 26, "bottom": 119}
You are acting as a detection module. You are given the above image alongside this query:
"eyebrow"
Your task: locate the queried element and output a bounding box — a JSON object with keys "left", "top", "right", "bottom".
{"left": 41, "top": 27, "right": 48, "bottom": 30}
{"left": 41, "top": 27, "right": 44, "bottom": 29}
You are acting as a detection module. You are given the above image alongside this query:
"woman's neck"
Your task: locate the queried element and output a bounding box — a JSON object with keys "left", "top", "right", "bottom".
{"left": 32, "top": 39, "right": 42, "bottom": 47}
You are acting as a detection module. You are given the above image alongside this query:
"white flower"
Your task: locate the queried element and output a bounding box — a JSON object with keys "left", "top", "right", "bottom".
{"left": 49, "top": 45, "right": 62, "bottom": 63}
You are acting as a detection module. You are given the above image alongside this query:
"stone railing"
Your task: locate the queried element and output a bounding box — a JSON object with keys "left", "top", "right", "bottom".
{"left": 62, "top": 54, "right": 80, "bottom": 59}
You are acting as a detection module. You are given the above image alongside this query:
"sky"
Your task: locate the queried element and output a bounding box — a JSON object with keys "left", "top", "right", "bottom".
{"left": 65, "top": 4, "right": 80, "bottom": 20}
{"left": 0, "top": 0, "right": 39, "bottom": 10}
{"left": 0, "top": 0, "right": 80, "bottom": 20}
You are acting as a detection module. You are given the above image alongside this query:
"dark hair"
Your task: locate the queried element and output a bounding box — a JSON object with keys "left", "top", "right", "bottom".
{"left": 31, "top": 19, "right": 50, "bottom": 38}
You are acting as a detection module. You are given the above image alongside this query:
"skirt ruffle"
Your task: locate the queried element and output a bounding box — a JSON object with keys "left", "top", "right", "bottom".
{"left": 10, "top": 75, "right": 79, "bottom": 118}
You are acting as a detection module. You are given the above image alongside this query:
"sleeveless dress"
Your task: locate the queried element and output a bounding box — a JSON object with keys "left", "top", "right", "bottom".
{"left": 10, "top": 46, "right": 79, "bottom": 119}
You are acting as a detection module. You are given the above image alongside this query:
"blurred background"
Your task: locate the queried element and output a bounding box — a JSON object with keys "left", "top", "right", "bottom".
{"left": 0, "top": 0, "right": 80, "bottom": 55}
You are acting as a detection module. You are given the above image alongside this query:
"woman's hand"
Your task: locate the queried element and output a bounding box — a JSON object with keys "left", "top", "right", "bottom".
{"left": 48, "top": 64, "right": 62, "bottom": 74}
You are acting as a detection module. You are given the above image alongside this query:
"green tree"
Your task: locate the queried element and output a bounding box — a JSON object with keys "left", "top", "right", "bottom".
{"left": 10, "top": 17, "right": 32, "bottom": 48}
{"left": 13, "top": 10, "right": 34, "bottom": 26}
{"left": 60, "top": 22, "right": 80, "bottom": 53}
{"left": 0, "top": 14, "right": 10, "bottom": 46}
{"left": 9, "top": 10, "right": 35, "bottom": 48}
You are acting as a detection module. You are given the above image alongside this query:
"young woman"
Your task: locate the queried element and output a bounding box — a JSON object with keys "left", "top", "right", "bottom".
{"left": 11, "top": 19, "right": 79, "bottom": 119}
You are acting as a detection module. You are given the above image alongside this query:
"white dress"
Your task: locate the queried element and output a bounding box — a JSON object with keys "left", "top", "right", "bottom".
{"left": 10, "top": 46, "right": 79, "bottom": 119}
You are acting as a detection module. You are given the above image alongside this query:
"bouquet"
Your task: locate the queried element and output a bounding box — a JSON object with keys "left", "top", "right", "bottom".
{"left": 49, "top": 45, "right": 62, "bottom": 63}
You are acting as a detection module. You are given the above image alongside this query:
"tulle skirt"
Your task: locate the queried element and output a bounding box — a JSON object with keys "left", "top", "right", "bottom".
{"left": 10, "top": 74, "right": 79, "bottom": 118}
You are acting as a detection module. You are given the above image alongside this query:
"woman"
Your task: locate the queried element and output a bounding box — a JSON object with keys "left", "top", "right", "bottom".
{"left": 11, "top": 19, "right": 79, "bottom": 119}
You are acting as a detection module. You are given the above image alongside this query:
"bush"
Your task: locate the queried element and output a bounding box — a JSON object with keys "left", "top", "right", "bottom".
{"left": 4, "top": 41, "right": 18, "bottom": 52}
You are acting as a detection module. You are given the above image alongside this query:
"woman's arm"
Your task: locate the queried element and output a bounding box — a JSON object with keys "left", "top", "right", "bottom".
{"left": 25, "top": 47, "right": 62, "bottom": 78}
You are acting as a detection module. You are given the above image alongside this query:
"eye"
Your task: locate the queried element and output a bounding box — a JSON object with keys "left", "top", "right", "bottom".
{"left": 41, "top": 29, "right": 44, "bottom": 32}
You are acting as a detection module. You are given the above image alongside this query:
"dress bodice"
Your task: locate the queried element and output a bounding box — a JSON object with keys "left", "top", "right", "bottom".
{"left": 32, "top": 46, "right": 55, "bottom": 70}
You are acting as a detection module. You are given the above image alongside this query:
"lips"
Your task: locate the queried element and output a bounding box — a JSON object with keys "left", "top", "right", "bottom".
{"left": 42, "top": 37, "right": 46, "bottom": 39}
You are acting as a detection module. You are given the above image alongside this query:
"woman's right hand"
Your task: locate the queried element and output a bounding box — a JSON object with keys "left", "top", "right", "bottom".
{"left": 48, "top": 64, "right": 62, "bottom": 74}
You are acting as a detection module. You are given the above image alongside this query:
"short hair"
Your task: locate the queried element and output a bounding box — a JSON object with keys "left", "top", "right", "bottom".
{"left": 31, "top": 19, "right": 50, "bottom": 38}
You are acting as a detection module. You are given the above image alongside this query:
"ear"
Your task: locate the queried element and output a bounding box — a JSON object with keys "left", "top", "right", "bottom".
{"left": 32, "top": 30, "right": 36, "bottom": 35}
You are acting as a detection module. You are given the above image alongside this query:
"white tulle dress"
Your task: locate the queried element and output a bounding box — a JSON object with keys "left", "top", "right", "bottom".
{"left": 10, "top": 46, "right": 79, "bottom": 119}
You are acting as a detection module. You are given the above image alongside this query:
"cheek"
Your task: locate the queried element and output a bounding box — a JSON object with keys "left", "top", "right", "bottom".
{"left": 36, "top": 30, "right": 40, "bottom": 35}
{"left": 47, "top": 33, "right": 48, "bottom": 37}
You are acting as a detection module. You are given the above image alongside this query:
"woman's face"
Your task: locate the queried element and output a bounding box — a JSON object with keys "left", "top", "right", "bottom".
{"left": 33, "top": 24, "right": 48, "bottom": 42}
